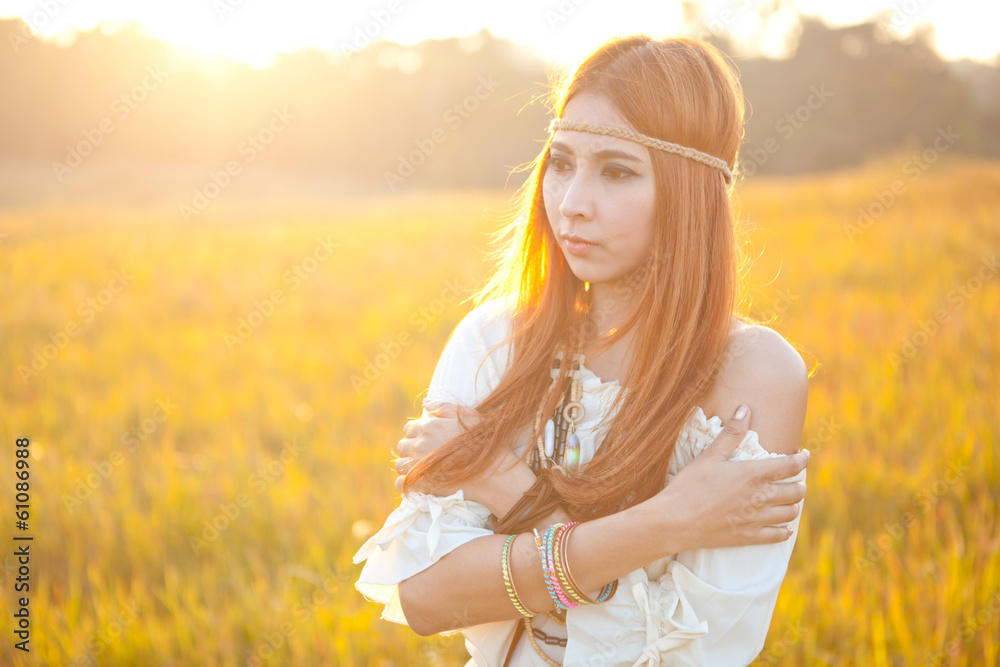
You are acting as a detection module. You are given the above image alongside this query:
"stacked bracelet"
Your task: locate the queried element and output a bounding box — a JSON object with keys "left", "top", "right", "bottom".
{"left": 544, "top": 525, "right": 576, "bottom": 608}
{"left": 532, "top": 522, "right": 617, "bottom": 611}
{"left": 501, "top": 533, "right": 537, "bottom": 617}
{"left": 559, "top": 523, "right": 617, "bottom": 603}
{"left": 553, "top": 523, "right": 588, "bottom": 606}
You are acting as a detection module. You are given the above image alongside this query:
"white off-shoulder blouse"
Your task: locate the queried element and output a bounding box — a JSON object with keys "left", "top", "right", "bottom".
{"left": 353, "top": 298, "right": 806, "bottom": 666}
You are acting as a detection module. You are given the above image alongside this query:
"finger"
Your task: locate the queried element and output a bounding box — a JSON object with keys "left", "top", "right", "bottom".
{"left": 738, "top": 481, "right": 804, "bottom": 517}
{"left": 757, "top": 450, "right": 810, "bottom": 483}
{"left": 425, "top": 402, "right": 460, "bottom": 417}
{"left": 761, "top": 479, "right": 807, "bottom": 506}
{"left": 395, "top": 475, "right": 404, "bottom": 493}
{"left": 402, "top": 420, "right": 421, "bottom": 438}
{"left": 747, "top": 478, "right": 807, "bottom": 506}
{"left": 395, "top": 439, "right": 411, "bottom": 458}
{"left": 422, "top": 398, "right": 447, "bottom": 413}
{"left": 702, "top": 404, "right": 750, "bottom": 460}
{"left": 753, "top": 524, "right": 796, "bottom": 544}
{"left": 754, "top": 503, "right": 802, "bottom": 526}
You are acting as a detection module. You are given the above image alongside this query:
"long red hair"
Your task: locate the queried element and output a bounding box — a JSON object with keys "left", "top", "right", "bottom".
{"left": 404, "top": 35, "right": 751, "bottom": 520}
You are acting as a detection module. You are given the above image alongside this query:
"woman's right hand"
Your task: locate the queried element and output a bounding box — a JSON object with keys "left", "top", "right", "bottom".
{"left": 393, "top": 401, "right": 482, "bottom": 495}
{"left": 649, "top": 404, "right": 810, "bottom": 553}
{"left": 393, "top": 402, "right": 541, "bottom": 515}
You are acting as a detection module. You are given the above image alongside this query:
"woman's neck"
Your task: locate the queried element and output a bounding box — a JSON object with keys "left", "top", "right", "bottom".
{"left": 579, "top": 279, "right": 640, "bottom": 382}
{"left": 586, "top": 276, "right": 639, "bottom": 338}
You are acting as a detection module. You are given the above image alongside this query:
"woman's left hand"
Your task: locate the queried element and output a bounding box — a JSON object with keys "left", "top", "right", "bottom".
{"left": 393, "top": 401, "right": 482, "bottom": 496}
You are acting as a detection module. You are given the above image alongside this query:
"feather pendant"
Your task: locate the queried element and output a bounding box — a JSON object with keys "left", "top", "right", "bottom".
{"left": 565, "top": 432, "right": 581, "bottom": 471}
{"left": 544, "top": 418, "right": 555, "bottom": 459}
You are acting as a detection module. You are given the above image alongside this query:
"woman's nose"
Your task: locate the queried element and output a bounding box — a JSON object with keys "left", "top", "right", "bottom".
{"left": 558, "top": 169, "right": 595, "bottom": 221}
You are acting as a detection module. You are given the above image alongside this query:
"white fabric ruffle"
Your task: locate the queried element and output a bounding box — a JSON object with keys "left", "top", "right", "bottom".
{"left": 353, "top": 489, "right": 493, "bottom": 630}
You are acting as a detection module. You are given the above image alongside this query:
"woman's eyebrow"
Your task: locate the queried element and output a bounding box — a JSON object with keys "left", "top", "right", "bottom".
{"left": 550, "top": 140, "right": 643, "bottom": 162}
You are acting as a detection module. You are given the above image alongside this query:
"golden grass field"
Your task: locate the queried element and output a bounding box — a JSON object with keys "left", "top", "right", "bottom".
{"left": 1, "top": 154, "right": 998, "bottom": 666}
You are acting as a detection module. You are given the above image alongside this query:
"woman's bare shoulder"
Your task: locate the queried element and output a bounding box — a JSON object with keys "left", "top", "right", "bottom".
{"left": 700, "top": 320, "right": 809, "bottom": 456}
{"left": 724, "top": 319, "right": 803, "bottom": 367}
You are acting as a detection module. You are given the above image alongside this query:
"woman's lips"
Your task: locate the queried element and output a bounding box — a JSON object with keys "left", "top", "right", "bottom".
{"left": 564, "top": 239, "right": 595, "bottom": 255}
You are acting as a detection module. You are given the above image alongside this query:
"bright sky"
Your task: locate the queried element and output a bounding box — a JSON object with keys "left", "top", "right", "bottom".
{"left": 1, "top": 0, "right": 997, "bottom": 67}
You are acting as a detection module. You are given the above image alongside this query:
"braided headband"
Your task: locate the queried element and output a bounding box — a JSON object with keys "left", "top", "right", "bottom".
{"left": 547, "top": 118, "right": 734, "bottom": 185}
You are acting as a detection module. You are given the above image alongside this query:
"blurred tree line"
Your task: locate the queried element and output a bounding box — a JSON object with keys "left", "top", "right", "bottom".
{"left": 0, "top": 13, "right": 996, "bottom": 202}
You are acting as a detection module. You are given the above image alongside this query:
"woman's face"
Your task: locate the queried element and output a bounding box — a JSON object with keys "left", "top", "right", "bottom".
{"left": 542, "top": 90, "right": 657, "bottom": 290}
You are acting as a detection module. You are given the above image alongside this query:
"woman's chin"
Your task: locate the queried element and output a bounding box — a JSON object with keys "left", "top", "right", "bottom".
{"left": 564, "top": 262, "right": 625, "bottom": 288}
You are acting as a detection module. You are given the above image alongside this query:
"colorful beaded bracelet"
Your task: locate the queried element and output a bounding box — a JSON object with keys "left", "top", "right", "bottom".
{"left": 532, "top": 527, "right": 565, "bottom": 610}
{"left": 544, "top": 524, "right": 577, "bottom": 609}
{"left": 553, "top": 523, "right": 591, "bottom": 606}
{"left": 533, "top": 522, "right": 618, "bottom": 610}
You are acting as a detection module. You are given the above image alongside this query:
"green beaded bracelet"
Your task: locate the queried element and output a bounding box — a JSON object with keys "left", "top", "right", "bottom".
{"left": 501, "top": 534, "right": 536, "bottom": 617}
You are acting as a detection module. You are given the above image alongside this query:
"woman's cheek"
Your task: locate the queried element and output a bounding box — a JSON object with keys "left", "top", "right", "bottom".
{"left": 541, "top": 175, "right": 562, "bottom": 211}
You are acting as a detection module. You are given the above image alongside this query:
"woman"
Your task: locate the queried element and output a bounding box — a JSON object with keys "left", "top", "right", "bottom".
{"left": 354, "top": 34, "right": 812, "bottom": 666}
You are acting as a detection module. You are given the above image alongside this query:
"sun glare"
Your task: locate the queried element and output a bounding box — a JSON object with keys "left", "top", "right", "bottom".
{"left": 0, "top": 0, "right": 996, "bottom": 68}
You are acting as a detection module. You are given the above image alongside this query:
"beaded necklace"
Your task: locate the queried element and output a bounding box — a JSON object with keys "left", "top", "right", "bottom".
{"left": 523, "top": 302, "right": 588, "bottom": 477}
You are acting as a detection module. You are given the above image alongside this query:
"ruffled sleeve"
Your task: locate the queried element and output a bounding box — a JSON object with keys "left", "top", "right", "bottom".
{"left": 352, "top": 489, "right": 495, "bottom": 630}
{"left": 422, "top": 296, "right": 514, "bottom": 409}
{"left": 352, "top": 299, "right": 515, "bottom": 631}
{"left": 625, "top": 408, "right": 806, "bottom": 666}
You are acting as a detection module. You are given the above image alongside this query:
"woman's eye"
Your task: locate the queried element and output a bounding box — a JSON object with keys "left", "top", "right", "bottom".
{"left": 547, "top": 156, "right": 631, "bottom": 180}
{"left": 604, "top": 165, "right": 633, "bottom": 180}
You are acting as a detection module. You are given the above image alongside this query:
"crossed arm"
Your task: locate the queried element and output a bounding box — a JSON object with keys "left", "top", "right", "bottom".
{"left": 397, "top": 449, "right": 688, "bottom": 635}
{"left": 388, "top": 325, "right": 811, "bottom": 638}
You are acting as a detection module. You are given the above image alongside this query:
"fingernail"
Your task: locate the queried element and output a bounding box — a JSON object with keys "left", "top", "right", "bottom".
{"left": 801, "top": 448, "right": 811, "bottom": 460}
{"left": 733, "top": 404, "right": 748, "bottom": 420}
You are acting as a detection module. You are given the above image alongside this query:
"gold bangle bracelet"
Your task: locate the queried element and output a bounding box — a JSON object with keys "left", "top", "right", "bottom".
{"left": 559, "top": 523, "right": 595, "bottom": 603}
{"left": 561, "top": 523, "right": 617, "bottom": 604}
{"left": 502, "top": 534, "right": 537, "bottom": 617}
